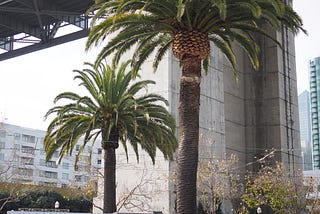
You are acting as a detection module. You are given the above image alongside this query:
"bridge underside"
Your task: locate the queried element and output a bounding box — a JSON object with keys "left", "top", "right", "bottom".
{"left": 0, "top": 0, "right": 93, "bottom": 61}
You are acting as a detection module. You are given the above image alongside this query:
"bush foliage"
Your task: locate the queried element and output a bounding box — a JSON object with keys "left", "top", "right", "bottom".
{"left": 0, "top": 183, "right": 92, "bottom": 214}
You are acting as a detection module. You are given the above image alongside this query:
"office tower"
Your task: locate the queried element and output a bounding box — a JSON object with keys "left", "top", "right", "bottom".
{"left": 310, "top": 57, "right": 320, "bottom": 169}
{"left": 298, "top": 90, "right": 313, "bottom": 170}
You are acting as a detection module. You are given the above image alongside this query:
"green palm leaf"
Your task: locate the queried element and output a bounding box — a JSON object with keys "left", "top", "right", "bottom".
{"left": 44, "top": 60, "right": 177, "bottom": 212}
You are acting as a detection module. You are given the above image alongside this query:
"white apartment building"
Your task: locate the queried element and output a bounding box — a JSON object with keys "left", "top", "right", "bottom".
{"left": 0, "top": 123, "right": 101, "bottom": 188}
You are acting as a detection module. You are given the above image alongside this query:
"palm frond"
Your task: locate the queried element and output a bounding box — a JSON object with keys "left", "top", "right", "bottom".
{"left": 86, "top": 0, "right": 305, "bottom": 75}
{"left": 44, "top": 59, "right": 177, "bottom": 166}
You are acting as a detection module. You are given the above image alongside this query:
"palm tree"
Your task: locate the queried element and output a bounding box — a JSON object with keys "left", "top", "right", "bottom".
{"left": 43, "top": 60, "right": 177, "bottom": 213}
{"left": 85, "top": 1, "right": 305, "bottom": 213}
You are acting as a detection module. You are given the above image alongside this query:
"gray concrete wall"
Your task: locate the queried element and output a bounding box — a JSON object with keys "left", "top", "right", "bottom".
{"left": 168, "top": 23, "right": 302, "bottom": 213}
{"left": 223, "top": 24, "right": 302, "bottom": 173}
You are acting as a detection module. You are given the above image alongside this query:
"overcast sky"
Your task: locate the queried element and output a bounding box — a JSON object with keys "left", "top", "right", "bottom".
{"left": 0, "top": 1, "right": 319, "bottom": 130}
{"left": 293, "top": 0, "right": 320, "bottom": 95}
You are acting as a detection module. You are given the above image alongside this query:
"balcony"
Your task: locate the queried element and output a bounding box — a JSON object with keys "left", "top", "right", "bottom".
{"left": 16, "top": 168, "right": 34, "bottom": 178}
{"left": 39, "top": 159, "right": 58, "bottom": 168}
{"left": 20, "top": 146, "right": 35, "bottom": 155}
{"left": 39, "top": 170, "right": 58, "bottom": 179}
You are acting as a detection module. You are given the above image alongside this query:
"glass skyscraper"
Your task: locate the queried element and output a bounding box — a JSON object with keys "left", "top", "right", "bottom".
{"left": 310, "top": 57, "right": 320, "bottom": 169}
{"left": 298, "top": 90, "right": 313, "bottom": 170}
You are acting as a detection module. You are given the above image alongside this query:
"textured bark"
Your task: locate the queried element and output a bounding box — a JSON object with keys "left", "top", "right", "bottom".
{"left": 176, "top": 55, "right": 201, "bottom": 214}
{"left": 172, "top": 31, "right": 210, "bottom": 60}
{"left": 102, "top": 132, "right": 118, "bottom": 213}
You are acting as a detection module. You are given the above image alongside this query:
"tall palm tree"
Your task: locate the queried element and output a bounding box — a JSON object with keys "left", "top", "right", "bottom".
{"left": 43, "top": 61, "right": 177, "bottom": 213}
{"left": 86, "top": 1, "right": 305, "bottom": 213}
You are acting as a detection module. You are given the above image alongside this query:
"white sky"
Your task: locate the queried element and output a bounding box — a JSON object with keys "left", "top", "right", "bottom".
{"left": 0, "top": 1, "right": 319, "bottom": 130}
{"left": 293, "top": 0, "right": 320, "bottom": 95}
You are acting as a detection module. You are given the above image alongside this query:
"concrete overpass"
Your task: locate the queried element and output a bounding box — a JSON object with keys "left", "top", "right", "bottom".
{"left": 0, "top": 0, "right": 93, "bottom": 61}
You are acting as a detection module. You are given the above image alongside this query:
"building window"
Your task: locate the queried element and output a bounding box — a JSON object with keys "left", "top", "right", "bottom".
{"left": 98, "top": 148, "right": 102, "bottom": 154}
{"left": 46, "top": 161, "right": 57, "bottom": 168}
{"left": 39, "top": 171, "right": 58, "bottom": 179}
{"left": 18, "top": 168, "right": 33, "bottom": 177}
{"left": 14, "top": 144, "right": 20, "bottom": 151}
{"left": 97, "top": 159, "right": 101, "bottom": 165}
{"left": 43, "top": 150, "right": 58, "bottom": 158}
{"left": 53, "top": 151, "right": 59, "bottom": 158}
{"left": 62, "top": 162, "right": 69, "bottom": 169}
{"left": 62, "top": 173, "right": 69, "bottom": 180}
{"left": 0, "top": 130, "right": 6, "bottom": 138}
{"left": 20, "top": 157, "right": 34, "bottom": 165}
{"left": 40, "top": 159, "right": 46, "bottom": 166}
{"left": 0, "top": 141, "right": 5, "bottom": 149}
{"left": 0, "top": 153, "right": 4, "bottom": 161}
{"left": 21, "top": 146, "right": 35, "bottom": 155}
{"left": 40, "top": 159, "right": 57, "bottom": 168}
{"left": 21, "top": 134, "right": 35, "bottom": 143}
{"left": 14, "top": 133, "right": 21, "bottom": 141}
{"left": 75, "top": 145, "right": 80, "bottom": 151}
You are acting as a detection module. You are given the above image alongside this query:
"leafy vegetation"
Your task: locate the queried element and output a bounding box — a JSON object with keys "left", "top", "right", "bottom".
{"left": 239, "top": 164, "right": 306, "bottom": 214}
{"left": 198, "top": 154, "right": 243, "bottom": 213}
{"left": 0, "top": 183, "right": 92, "bottom": 214}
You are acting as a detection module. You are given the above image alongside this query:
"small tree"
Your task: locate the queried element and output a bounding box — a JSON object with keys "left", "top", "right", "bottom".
{"left": 197, "top": 154, "right": 243, "bottom": 213}
{"left": 117, "top": 165, "right": 153, "bottom": 212}
{"left": 303, "top": 175, "right": 320, "bottom": 214}
{"left": 0, "top": 182, "right": 34, "bottom": 213}
{"left": 240, "top": 163, "right": 306, "bottom": 214}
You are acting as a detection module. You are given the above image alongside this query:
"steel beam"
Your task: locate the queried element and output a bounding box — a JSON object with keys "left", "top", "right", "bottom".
{"left": 0, "top": 29, "right": 89, "bottom": 61}
{"left": 0, "top": 0, "right": 93, "bottom": 60}
{"left": 0, "top": 6, "right": 83, "bottom": 16}
{"left": 14, "top": 0, "right": 33, "bottom": 8}
{"left": 0, "top": 37, "right": 13, "bottom": 51}
{"left": 0, "top": 14, "right": 41, "bottom": 38}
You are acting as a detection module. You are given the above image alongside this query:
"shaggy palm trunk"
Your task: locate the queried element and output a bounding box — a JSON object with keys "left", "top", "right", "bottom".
{"left": 176, "top": 55, "right": 201, "bottom": 214}
{"left": 102, "top": 133, "right": 118, "bottom": 213}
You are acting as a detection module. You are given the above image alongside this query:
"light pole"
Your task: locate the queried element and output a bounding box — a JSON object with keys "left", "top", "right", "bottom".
{"left": 55, "top": 201, "right": 60, "bottom": 209}
{"left": 257, "top": 206, "right": 262, "bottom": 214}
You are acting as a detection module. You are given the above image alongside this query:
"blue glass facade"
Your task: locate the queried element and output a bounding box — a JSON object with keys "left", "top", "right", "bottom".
{"left": 298, "top": 90, "right": 313, "bottom": 170}
{"left": 310, "top": 57, "right": 320, "bottom": 169}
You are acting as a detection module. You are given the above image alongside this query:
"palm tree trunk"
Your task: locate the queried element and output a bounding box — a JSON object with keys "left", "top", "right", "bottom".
{"left": 102, "top": 137, "right": 117, "bottom": 213}
{"left": 176, "top": 55, "right": 201, "bottom": 214}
